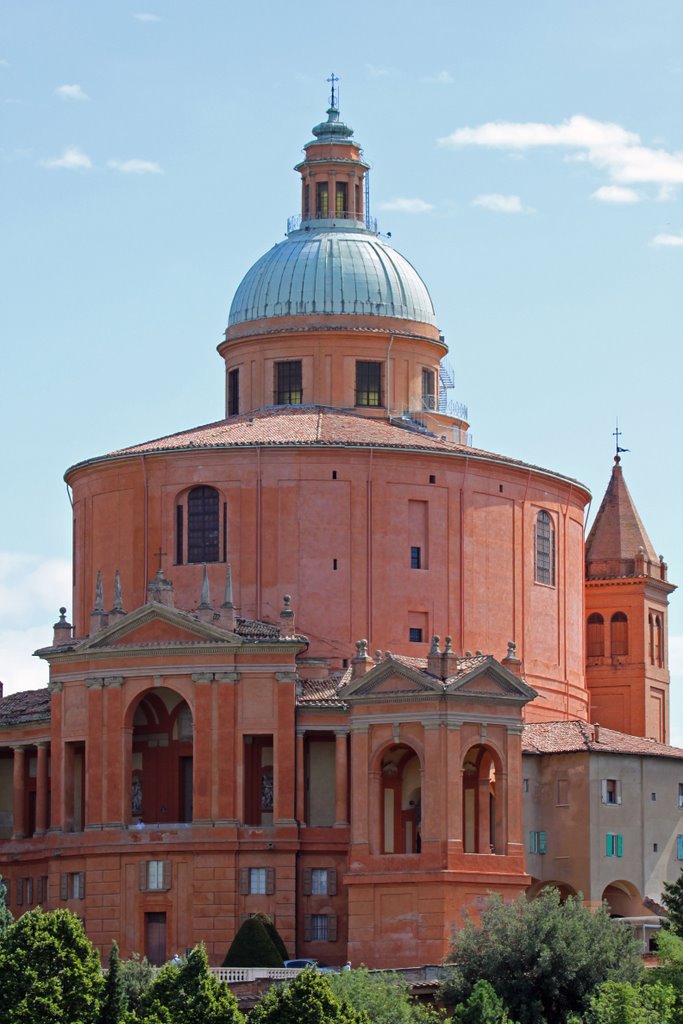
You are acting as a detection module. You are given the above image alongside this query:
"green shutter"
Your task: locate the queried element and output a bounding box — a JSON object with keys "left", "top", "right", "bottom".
{"left": 616, "top": 834, "right": 623, "bottom": 858}
{"left": 606, "top": 833, "right": 613, "bottom": 856}
{"left": 677, "top": 835, "right": 683, "bottom": 860}
{"left": 529, "top": 831, "right": 537, "bottom": 853}
{"left": 538, "top": 831, "right": 547, "bottom": 855}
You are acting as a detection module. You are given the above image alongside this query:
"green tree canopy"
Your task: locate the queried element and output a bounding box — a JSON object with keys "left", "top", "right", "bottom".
{"left": 442, "top": 888, "right": 642, "bottom": 1024}
{"left": 583, "top": 979, "right": 675, "bottom": 1024}
{"left": 250, "top": 968, "right": 370, "bottom": 1024}
{"left": 137, "top": 944, "right": 243, "bottom": 1024}
{"left": 99, "top": 941, "right": 127, "bottom": 1024}
{"left": 451, "top": 979, "right": 518, "bottom": 1024}
{"left": 328, "top": 966, "right": 439, "bottom": 1024}
{"left": 120, "top": 952, "right": 157, "bottom": 1015}
{"left": 253, "top": 912, "right": 289, "bottom": 962}
{"left": 222, "top": 915, "right": 283, "bottom": 967}
{"left": 0, "top": 907, "right": 104, "bottom": 1024}
{"left": 0, "top": 877, "right": 12, "bottom": 936}
{"left": 662, "top": 873, "right": 683, "bottom": 938}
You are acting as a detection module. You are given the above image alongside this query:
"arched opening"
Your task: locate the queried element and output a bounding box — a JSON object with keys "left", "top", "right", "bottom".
{"left": 527, "top": 879, "right": 578, "bottom": 902}
{"left": 534, "top": 510, "right": 556, "bottom": 586}
{"left": 380, "top": 745, "right": 421, "bottom": 854}
{"left": 610, "top": 612, "right": 628, "bottom": 656}
{"left": 602, "top": 880, "right": 646, "bottom": 918}
{"left": 462, "top": 744, "right": 504, "bottom": 854}
{"left": 587, "top": 613, "right": 605, "bottom": 658}
{"left": 130, "top": 688, "right": 193, "bottom": 825}
{"left": 655, "top": 614, "right": 664, "bottom": 667}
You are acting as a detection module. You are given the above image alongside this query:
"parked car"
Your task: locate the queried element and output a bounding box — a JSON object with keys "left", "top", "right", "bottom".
{"left": 284, "top": 959, "right": 340, "bottom": 973}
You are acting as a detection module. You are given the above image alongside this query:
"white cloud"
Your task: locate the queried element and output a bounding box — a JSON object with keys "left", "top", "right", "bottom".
{"left": 471, "top": 193, "right": 529, "bottom": 213}
{"left": 107, "top": 158, "right": 162, "bottom": 174}
{"left": 591, "top": 185, "right": 640, "bottom": 204}
{"left": 133, "top": 12, "right": 161, "bottom": 21}
{"left": 377, "top": 197, "right": 433, "bottom": 213}
{"left": 40, "top": 146, "right": 92, "bottom": 170}
{"left": 424, "top": 70, "right": 453, "bottom": 85}
{"left": 365, "top": 63, "right": 391, "bottom": 78}
{"left": 650, "top": 231, "right": 683, "bottom": 247}
{"left": 55, "top": 83, "right": 89, "bottom": 101}
{"left": 438, "top": 113, "right": 683, "bottom": 191}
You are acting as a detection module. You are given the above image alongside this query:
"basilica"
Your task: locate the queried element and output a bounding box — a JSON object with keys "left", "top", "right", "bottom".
{"left": 0, "top": 93, "right": 678, "bottom": 969}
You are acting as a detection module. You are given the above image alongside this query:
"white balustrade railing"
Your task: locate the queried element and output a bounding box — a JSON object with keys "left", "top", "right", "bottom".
{"left": 210, "top": 967, "right": 302, "bottom": 983}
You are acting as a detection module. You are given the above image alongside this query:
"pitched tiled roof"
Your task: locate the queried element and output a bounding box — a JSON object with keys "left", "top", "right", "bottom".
{"left": 234, "top": 616, "right": 307, "bottom": 641}
{"left": 0, "top": 688, "right": 51, "bottom": 726}
{"left": 523, "top": 720, "right": 683, "bottom": 759}
{"left": 586, "top": 459, "right": 659, "bottom": 578}
{"left": 297, "top": 673, "right": 347, "bottom": 708}
{"left": 65, "top": 407, "right": 587, "bottom": 492}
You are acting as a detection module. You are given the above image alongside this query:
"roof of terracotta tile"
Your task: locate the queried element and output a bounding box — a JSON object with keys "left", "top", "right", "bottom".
{"left": 66, "top": 407, "right": 588, "bottom": 492}
{"left": 0, "top": 688, "right": 51, "bottom": 726}
{"left": 297, "top": 674, "right": 347, "bottom": 708}
{"left": 235, "top": 616, "right": 307, "bottom": 642}
{"left": 523, "top": 720, "right": 683, "bottom": 759}
{"left": 586, "top": 458, "right": 658, "bottom": 578}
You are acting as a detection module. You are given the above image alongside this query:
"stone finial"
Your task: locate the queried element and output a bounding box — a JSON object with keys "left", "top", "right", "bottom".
{"left": 196, "top": 564, "right": 214, "bottom": 622}
{"left": 351, "top": 638, "right": 374, "bottom": 678}
{"left": 507, "top": 640, "right": 517, "bottom": 660}
{"left": 109, "top": 570, "right": 126, "bottom": 622}
{"left": 442, "top": 634, "right": 459, "bottom": 678}
{"left": 222, "top": 563, "right": 234, "bottom": 608}
{"left": 90, "top": 571, "right": 108, "bottom": 633}
{"left": 218, "top": 563, "right": 236, "bottom": 630}
{"left": 147, "top": 568, "right": 175, "bottom": 608}
{"left": 427, "top": 635, "right": 442, "bottom": 678}
{"left": 53, "top": 606, "right": 73, "bottom": 646}
{"left": 374, "top": 650, "right": 382, "bottom": 663}
{"left": 660, "top": 555, "right": 668, "bottom": 582}
{"left": 502, "top": 639, "right": 522, "bottom": 676}
{"left": 280, "top": 594, "right": 295, "bottom": 637}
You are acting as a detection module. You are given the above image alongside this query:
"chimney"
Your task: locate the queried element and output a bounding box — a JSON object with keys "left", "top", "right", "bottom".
{"left": 351, "top": 639, "right": 374, "bottom": 678}
{"left": 147, "top": 568, "right": 175, "bottom": 608}
{"left": 427, "top": 636, "right": 442, "bottom": 678}
{"left": 90, "top": 570, "right": 108, "bottom": 633}
{"left": 53, "top": 607, "right": 73, "bottom": 646}
{"left": 280, "top": 595, "right": 295, "bottom": 637}
{"left": 594, "top": 722, "right": 601, "bottom": 743}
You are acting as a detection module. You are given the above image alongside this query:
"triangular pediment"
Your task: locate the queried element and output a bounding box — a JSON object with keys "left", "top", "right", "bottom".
{"left": 446, "top": 660, "right": 537, "bottom": 702}
{"left": 340, "top": 658, "right": 444, "bottom": 700}
{"left": 76, "top": 603, "right": 243, "bottom": 652}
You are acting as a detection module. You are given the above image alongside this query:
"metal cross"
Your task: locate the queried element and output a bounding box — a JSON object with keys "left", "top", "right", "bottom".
{"left": 153, "top": 546, "right": 166, "bottom": 571}
{"left": 613, "top": 419, "right": 622, "bottom": 453}
{"left": 327, "top": 72, "right": 339, "bottom": 108}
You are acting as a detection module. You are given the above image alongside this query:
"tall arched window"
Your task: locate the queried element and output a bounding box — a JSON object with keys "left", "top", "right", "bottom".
{"left": 187, "top": 486, "right": 220, "bottom": 564}
{"left": 610, "top": 612, "right": 628, "bottom": 657}
{"left": 587, "top": 613, "right": 605, "bottom": 658}
{"left": 648, "top": 613, "right": 655, "bottom": 665}
{"left": 534, "top": 510, "right": 556, "bottom": 586}
{"left": 655, "top": 614, "right": 664, "bottom": 667}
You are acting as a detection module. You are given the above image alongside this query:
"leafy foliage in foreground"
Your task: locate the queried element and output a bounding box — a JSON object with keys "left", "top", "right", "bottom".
{"left": 663, "top": 872, "right": 683, "bottom": 939}
{"left": 250, "top": 968, "right": 370, "bottom": 1024}
{"left": 328, "top": 965, "right": 442, "bottom": 1024}
{"left": 442, "top": 888, "right": 642, "bottom": 1024}
{"left": 136, "top": 944, "right": 244, "bottom": 1024}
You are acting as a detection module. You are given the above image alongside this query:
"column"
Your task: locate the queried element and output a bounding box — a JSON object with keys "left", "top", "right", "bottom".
{"left": 334, "top": 730, "right": 349, "bottom": 827}
{"left": 103, "top": 679, "right": 124, "bottom": 827}
{"left": 62, "top": 742, "right": 75, "bottom": 833}
{"left": 192, "top": 675, "right": 213, "bottom": 825}
{"left": 215, "top": 674, "right": 238, "bottom": 823}
{"left": 47, "top": 682, "right": 63, "bottom": 831}
{"left": 349, "top": 725, "right": 369, "bottom": 848}
{"left": 446, "top": 725, "right": 463, "bottom": 855}
{"left": 477, "top": 777, "right": 491, "bottom": 853}
{"left": 296, "top": 731, "right": 306, "bottom": 825}
{"left": 422, "top": 723, "right": 441, "bottom": 847}
{"left": 85, "top": 678, "right": 104, "bottom": 828}
{"left": 34, "top": 742, "right": 49, "bottom": 835}
{"left": 11, "top": 745, "right": 27, "bottom": 839}
{"left": 274, "top": 673, "right": 296, "bottom": 824}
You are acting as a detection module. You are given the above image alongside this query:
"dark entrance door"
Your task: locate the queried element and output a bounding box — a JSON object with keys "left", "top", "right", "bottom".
{"left": 145, "top": 912, "right": 167, "bottom": 966}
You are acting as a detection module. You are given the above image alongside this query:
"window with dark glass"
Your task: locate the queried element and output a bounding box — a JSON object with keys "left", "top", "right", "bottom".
{"left": 355, "top": 361, "right": 382, "bottom": 407}
{"left": 335, "top": 182, "right": 347, "bottom": 218}
{"left": 275, "top": 361, "right": 302, "bottom": 405}
{"left": 410, "top": 546, "right": 422, "bottom": 569}
{"left": 228, "top": 368, "right": 239, "bottom": 416}
{"left": 610, "top": 612, "right": 628, "bottom": 656}
{"left": 534, "top": 510, "right": 556, "bottom": 586}
{"left": 422, "top": 368, "right": 436, "bottom": 410}
{"left": 304, "top": 184, "right": 310, "bottom": 220}
{"left": 187, "top": 486, "right": 220, "bottom": 563}
{"left": 176, "top": 505, "right": 184, "bottom": 564}
{"left": 655, "top": 614, "right": 663, "bottom": 667}
{"left": 409, "top": 627, "right": 423, "bottom": 643}
{"left": 587, "top": 613, "right": 604, "bottom": 657}
{"left": 355, "top": 183, "right": 360, "bottom": 218}
{"left": 316, "top": 182, "right": 329, "bottom": 218}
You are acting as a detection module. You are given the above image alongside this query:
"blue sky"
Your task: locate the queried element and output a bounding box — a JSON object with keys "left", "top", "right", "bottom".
{"left": 1, "top": 1, "right": 682, "bottom": 733}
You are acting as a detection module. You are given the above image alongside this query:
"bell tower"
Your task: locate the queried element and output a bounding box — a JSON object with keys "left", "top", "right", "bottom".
{"left": 585, "top": 455, "right": 676, "bottom": 741}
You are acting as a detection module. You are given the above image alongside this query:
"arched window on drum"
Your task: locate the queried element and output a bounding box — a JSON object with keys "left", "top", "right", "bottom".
{"left": 587, "top": 613, "right": 605, "bottom": 658}
{"left": 610, "top": 612, "right": 628, "bottom": 657}
{"left": 175, "top": 486, "right": 226, "bottom": 565}
{"left": 534, "top": 510, "right": 556, "bottom": 587}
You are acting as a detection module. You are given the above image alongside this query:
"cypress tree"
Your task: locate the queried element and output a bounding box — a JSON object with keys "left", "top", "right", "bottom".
{"left": 99, "top": 941, "right": 128, "bottom": 1024}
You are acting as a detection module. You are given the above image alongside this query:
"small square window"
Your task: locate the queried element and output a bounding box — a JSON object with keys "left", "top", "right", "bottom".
{"left": 652, "top": 792, "right": 657, "bottom": 801}
{"left": 250, "top": 868, "right": 267, "bottom": 895}
{"left": 71, "top": 872, "right": 85, "bottom": 900}
{"left": 654, "top": 843, "right": 658, "bottom": 853}
{"left": 409, "top": 627, "right": 423, "bottom": 643}
{"left": 602, "top": 779, "right": 621, "bottom": 805}
{"left": 410, "top": 546, "right": 422, "bottom": 569}
{"left": 522, "top": 778, "right": 530, "bottom": 793}
{"left": 429, "top": 475, "right": 436, "bottom": 484}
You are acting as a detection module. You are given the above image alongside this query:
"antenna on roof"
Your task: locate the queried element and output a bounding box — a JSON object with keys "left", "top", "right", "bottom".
{"left": 327, "top": 72, "right": 339, "bottom": 109}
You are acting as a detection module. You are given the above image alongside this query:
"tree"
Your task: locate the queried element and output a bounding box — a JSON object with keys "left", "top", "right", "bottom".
{"left": 138, "top": 944, "right": 244, "bottom": 1024}
{"left": 662, "top": 873, "right": 683, "bottom": 938}
{"left": 0, "top": 907, "right": 104, "bottom": 1024}
{"left": 120, "top": 953, "right": 157, "bottom": 1015}
{"left": 250, "top": 968, "right": 369, "bottom": 1024}
{"left": 99, "top": 941, "right": 127, "bottom": 1024}
{"left": 442, "top": 888, "right": 643, "bottom": 1024}
{"left": 584, "top": 980, "right": 675, "bottom": 1024}
{"left": 451, "top": 980, "right": 518, "bottom": 1024}
{"left": 222, "top": 915, "right": 283, "bottom": 967}
{"left": 328, "top": 966, "right": 440, "bottom": 1024}
{"left": 253, "top": 912, "right": 289, "bottom": 962}
{"left": 0, "top": 877, "right": 12, "bottom": 936}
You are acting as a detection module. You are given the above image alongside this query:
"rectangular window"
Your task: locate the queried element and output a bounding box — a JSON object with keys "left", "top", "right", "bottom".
{"left": 335, "top": 182, "right": 347, "bottom": 218}
{"left": 556, "top": 779, "right": 569, "bottom": 805}
{"left": 308, "top": 868, "right": 337, "bottom": 896}
{"left": 678, "top": 783, "right": 683, "bottom": 808}
{"left": 522, "top": 778, "right": 530, "bottom": 793}
{"left": 148, "top": 861, "right": 165, "bottom": 891}
{"left": 228, "top": 368, "right": 240, "bottom": 416}
{"left": 410, "top": 546, "right": 422, "bottom": 569}
{"left": 239, "top": 866, "right": 275, "bottom": 895}
{"left": 601, "top": 779, "right": 622, "bottom": 805}
{"left": 176, "top": 505, "right": 183, "bottom": 565}
{"left": 65, "top": 872, "right": 85, "bottom": 900}
{"left": 678, "top": 836, "right": 683, "bottom": 861}
{"left": 316, "top": 182, "right": 329, "bottom": 218}
{"left": 275, "top": 361, "right": 302, "bottom": 405}
{"left": 311, "top": 914, "right": 328, "bottom": 941}
{"left": 37, "top": 876, "right": 48, "bottom": 905}
{"left": 422, "top": 368, "right": 436, "bottom": 410}
{"left": 409, "top": 627, "right": 423, "bottom": 643}
{"left": 529, "top": 831, "right": 547, "bottom": 854}
{"left": 250, "top": 867, "right": 267, "bottom": 895}
{"left": 606, "top": 833, "right": 623, "bottom": 857}
{"left": 355, "top": 361, "right": 382, "bottom": 407}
